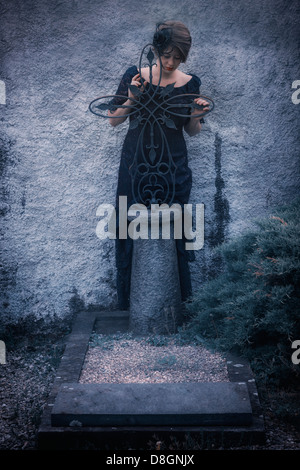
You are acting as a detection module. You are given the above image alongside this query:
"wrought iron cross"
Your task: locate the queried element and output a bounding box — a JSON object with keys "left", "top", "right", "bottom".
{"left": 89, "top": 44, "right": 214, "bottom": 207}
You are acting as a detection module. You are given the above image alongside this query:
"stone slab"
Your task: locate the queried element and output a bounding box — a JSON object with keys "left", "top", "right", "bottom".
{"left": 51, "top": 381, "right": 252, "bottom": 427}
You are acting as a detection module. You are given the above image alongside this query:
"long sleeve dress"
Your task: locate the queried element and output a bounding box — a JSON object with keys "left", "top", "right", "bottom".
{"left": 109, "top": 65, "right": 201, "bottom": 310}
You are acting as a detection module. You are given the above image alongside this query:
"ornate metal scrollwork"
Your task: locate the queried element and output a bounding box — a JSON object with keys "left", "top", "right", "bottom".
{"left": 89, "top": 44, "right": 214, "bottom": 207}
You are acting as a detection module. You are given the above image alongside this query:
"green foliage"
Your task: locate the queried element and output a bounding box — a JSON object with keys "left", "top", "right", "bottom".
{"left": 144, "top": 334, "right": 171, "bottom": 347}
{"left": 183, "top": 199, "right": 300, "bottom": 387}
{"left": 152, "top": 354, "right": 177, "bottom": 370}
{"left": 89, "top": 332, "right": 135, "bottom": 349}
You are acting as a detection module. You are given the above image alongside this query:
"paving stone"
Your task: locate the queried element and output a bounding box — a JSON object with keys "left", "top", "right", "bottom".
{"left": 51, "top": 381, "right": 252, "bottom": 427}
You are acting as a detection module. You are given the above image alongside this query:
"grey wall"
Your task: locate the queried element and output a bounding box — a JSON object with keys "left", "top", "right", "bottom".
{"left": 1, "top": 0, "right": 299, "bottom": 321}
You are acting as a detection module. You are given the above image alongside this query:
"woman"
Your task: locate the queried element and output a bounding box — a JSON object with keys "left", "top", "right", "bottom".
{"left": 108, "top": 21, "right": 209, "bottom": 310}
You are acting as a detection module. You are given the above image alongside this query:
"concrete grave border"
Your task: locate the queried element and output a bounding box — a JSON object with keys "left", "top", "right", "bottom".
{"left": 37, "top": 309, "right": 265, "bottom": 450}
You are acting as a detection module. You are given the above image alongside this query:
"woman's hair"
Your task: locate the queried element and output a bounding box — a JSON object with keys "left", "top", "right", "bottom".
{"left": 152, "top": 21, "right": 192, "bottom": 63}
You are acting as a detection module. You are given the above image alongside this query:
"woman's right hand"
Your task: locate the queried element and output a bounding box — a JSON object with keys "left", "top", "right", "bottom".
{"left": 128, "top": 73, "right": 148, "bottom": 100}
{"left": 108, "top": 73, "right": 147, "bottom": 127}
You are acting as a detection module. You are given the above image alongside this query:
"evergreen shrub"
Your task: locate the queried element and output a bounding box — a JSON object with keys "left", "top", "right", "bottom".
{"left": 183, "top": 199, "right": 300, "bottom": 386}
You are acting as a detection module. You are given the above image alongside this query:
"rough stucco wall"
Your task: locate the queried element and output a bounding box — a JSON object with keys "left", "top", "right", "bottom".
{"left": 0, "top": 0, "right": 299, "bottom": 321}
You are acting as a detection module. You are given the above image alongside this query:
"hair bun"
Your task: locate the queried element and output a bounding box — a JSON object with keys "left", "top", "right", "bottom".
{"left": 152, "top": 26, "right": 172, "bottom": 54}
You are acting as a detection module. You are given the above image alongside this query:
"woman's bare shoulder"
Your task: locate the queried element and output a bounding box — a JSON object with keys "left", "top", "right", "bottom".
{"left": 176, "top": 70, "right": 193, "bottom": 86}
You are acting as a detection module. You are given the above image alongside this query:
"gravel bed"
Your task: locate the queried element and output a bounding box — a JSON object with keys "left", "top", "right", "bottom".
{"left": 79, "top": 334, "right": 229, "bottom": 384}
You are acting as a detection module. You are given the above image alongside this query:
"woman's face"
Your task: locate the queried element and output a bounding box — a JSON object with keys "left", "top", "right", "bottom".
{"left": 159, "top": 47, "right": 182, "bottom": 73}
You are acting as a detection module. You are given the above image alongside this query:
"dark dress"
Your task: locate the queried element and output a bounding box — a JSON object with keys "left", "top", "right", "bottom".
{"left": 110, "top": 65, "right": 201, "bottom": 310}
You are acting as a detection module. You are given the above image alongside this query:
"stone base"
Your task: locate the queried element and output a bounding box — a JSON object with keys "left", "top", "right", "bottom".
{"left": 129, "top": 237, "right": 182, "bottom": 335}
{"left": 51, "top": 382, "right": 252, "bottom": 427}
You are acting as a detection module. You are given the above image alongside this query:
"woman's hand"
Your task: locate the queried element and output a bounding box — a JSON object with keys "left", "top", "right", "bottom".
{"left": 128, "top": 73, "right": 148, "bottom": 100}
{"left": 190, "top": 97, "right": 210, "bottom": 119}
{"left": 108, "top": 73, "right": 148, "bottom": 127}
{"left": 184, "top": 98, "right": 210, "bottom": 137}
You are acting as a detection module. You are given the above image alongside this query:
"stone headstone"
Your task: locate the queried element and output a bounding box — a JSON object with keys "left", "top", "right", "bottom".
{"left": 129, "top": 207, "right": 182, "bottom": 334}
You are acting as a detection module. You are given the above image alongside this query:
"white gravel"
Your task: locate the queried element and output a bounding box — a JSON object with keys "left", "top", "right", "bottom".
{"left": 79, "top": 334, "right": 229, "bottom": 384}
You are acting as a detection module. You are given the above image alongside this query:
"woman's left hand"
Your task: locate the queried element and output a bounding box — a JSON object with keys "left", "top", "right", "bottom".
{"left": 184, "top": 97, "right": 210, "bottom": 136}
{"left": 190, "top": 98, "right": 210, "bottom": 119}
